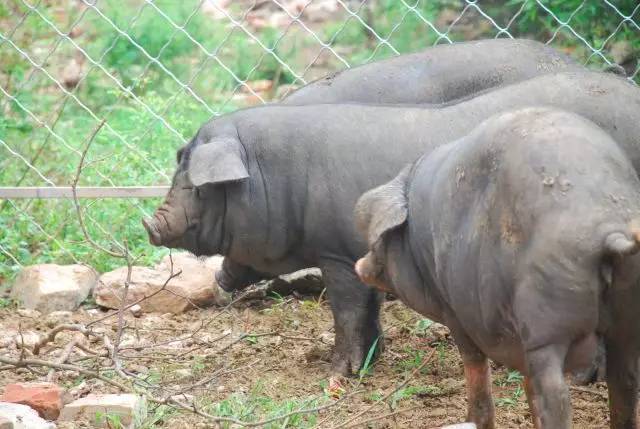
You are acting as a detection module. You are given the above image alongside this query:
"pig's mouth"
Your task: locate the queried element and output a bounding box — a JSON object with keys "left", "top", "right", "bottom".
{"left": 142, "top": 217, "right": 163, "bottom": 246}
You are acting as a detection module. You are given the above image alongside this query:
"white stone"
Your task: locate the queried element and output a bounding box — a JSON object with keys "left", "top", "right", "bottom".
{"left": 0, "top": 331, "right": 17, "bottom": 349}
{"left": 13, "top": 331, "right": 40, "bottom": 349}
{"left": 16, "top": 309, "right": 41, "bottom": 318}
{"left": 59, "top": 394, "right": 146, "bottom": 429}
{"left": 442, "top": 424, "right": 476, "bottom": 429}
{"left": 129, "top": 304, "right": 142, "bottom": 317}
{"left": 93, "top": 253, "right": 231, "bottom": 314}
{"left": 0, "top": 402, "right": 56, "bottom": 429}
{"left": 119, "top": 334, "right": 150, "bottom": 351}
{"left": 11, "top": 265, "right": 97, "bottom": 314}
{"left": 319, "top": 332, "right": 335, "bottom": 345}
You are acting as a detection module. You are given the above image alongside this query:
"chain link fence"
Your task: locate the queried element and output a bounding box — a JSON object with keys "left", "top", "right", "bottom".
{"left": 1, "top": 0, "right": 639, "bottom": 284}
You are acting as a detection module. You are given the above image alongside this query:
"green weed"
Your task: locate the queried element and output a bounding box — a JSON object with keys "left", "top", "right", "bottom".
{"left": 358, "top": 336, "right": 380, "bottom": 380}
{"left": 495, "top": 369, "right": 525, "bottom": 408}
{"left": 207, "top": 382, "right": 328, "bottom": 428}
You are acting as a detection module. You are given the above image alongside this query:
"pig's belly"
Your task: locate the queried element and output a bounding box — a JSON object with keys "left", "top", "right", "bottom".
{"left": 468, "top": 328, "right": 599, "bottom": 376}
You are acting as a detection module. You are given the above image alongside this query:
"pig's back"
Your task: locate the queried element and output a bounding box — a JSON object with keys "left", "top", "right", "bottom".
{"left": 406, "top": 107, "right": 640, "bottom": 367}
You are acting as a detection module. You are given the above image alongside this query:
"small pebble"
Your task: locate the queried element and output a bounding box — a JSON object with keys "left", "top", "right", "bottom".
{"left": 130, "top": 304, "right": 143, "bottom": 318}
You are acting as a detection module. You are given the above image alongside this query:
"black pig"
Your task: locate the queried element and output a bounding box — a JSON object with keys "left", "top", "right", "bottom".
{"left": 144, "top": 71, "right": 640, "bottom": 376}
{"left": 355, "top": 107, "right": 640, "bottom": 429}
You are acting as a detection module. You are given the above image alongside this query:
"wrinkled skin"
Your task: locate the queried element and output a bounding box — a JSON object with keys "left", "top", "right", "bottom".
{"left": 143, "top": 70, "right": 640, "bottom": 376}
{"left": 354, "top": 108, "right": 640, "bottom": 429}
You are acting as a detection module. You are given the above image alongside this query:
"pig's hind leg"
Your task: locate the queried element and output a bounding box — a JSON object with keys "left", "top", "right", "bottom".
{"left": 523, "top": 343, "right": 571, "bottom": 429}
{"left": 451, "top": 326, "right": 495, "bottom": 429}
{"left": 605, "top": 284, "right": 640, "bottom": 429}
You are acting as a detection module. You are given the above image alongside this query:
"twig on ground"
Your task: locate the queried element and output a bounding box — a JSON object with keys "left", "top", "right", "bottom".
{"left": 0, "top": 355, "right": 132, "bottom": 392}
{"left": 328, "top": 347, "right": 437, "bottom": 429}
{"left": 569, "top": 385, "right": 608, "bottom": 400}
{"left": 33, "top": 324, "right": 91, "bottom": 355}
{"left": 342, "top": 405, "right": 422, "bottom": 429}
{"left": 46, "top": 334, "right": 82, "bottom": 382}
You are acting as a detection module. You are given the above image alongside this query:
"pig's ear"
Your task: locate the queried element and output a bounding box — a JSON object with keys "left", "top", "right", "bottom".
{"left": 176, "top": 146, "right": 186, "bottom": 164}
{"left": 355, "top": 165, "right": 410, "bottom": 247}
{"left": 188, "top": 138, "right": 249, "bottom": 186}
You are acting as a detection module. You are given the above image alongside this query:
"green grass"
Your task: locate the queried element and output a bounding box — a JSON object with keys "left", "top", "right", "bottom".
{"left": 0, "top": 0, "right": 310, "bottom": 285}
{"left": 494, "top": 369, "right": 525, "bottom": 408}
{"left": 1, "top": 0, "right": 638, "bottom": 289}
{"left": 204, "top": 381, "right": 329, "bottom": 428}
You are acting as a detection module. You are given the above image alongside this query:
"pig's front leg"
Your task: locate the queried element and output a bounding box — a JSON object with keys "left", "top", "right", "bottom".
{"left": 215, "top": 257, "right": 272, "bottom": 292}
{"left": 320, "top": 258, "right": 384, "bottom": 376}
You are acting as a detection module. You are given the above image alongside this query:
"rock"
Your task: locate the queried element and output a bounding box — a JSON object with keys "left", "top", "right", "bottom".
{"left": 61, "top": 54, "right": 85, "bottom": 90}
{"left": 59, "top": 394, "right": 146, "bottom": 429}
{"left": 319, "top": 332, "right": 334, "bottom": 345}
{"left": 0, "top": 331, "right": 17, "bottom": 349}
{"left": 119, "top": 334, "right": 150, "bottom": 351}
{"left": 11, "top": 264, "right": 97, "bottom": 314}
{"left": 611, "top": 40, "right": 633, "bottom": 65}
{"left": 93, "top": 253, "right": 231, "bottom": 314}
{"left": 241, "top": 80, "right": 273, "bottom": 93}
{"left": 0, "top": 402, "right": 56, "bottom": 429}
{"left": 0, "top": 383, "right": 63, "bottom": 420}
{"left": 129, "top": 304, "right": 142, "bottom": 318}
{"left": 441, "top": 424, "right": 476, "bottom": 429}
{"left": 269, "top": 268, "right": 324, "bottom": 296}
{"left": 86, "top": 308, "right": 100, "bottom": 317}
{"left": 231, "top": 92, "right": 266, "bottom": 106}
{"left": 66, "top": 381, "right": 89, "bottom": 400}
{"left": 429, "top": 322, "right": 450, "bottom": 342}
{"left": 201, "top": 0, "right": 231, "bottom": 20}
{"left": 13, "top": 331, "right": 40, "bottom": 349}
{"left": 275, "top": 84, "right": 300, "bottom": 100}
{"left": 45, "top": 311, "right": 73, "bottom": 327}
{"left": 16, "top": 309, "right": 41, "bottom": 318}
{"left": 0, "top": 416, "right": 11, "bottom": 429}
{"left": 303, "top": 0, "right": 339, "bottom": 22}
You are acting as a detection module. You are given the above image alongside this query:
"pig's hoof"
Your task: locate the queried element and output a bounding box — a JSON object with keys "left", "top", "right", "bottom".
{"left": 331, "top": 341, "right": 382, "bottom": 376}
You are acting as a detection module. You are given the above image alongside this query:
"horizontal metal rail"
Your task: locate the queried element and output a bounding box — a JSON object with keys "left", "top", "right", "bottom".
{"left": 0, "top": 186, "right": 170, "bottom": 199}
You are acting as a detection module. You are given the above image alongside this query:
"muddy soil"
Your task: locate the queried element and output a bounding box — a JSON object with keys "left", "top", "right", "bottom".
{"left": 0, "top": 289, "right": 610, "bottom": 428}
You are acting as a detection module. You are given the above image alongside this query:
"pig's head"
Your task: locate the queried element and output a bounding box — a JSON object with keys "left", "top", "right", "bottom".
{"left": 143, "top": 126, "right": 249, "bottom": 256}
{"left": 354, "top": 166, "right": 411, "bottom": 294}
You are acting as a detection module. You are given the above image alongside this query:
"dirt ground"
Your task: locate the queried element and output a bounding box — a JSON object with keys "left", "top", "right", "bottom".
{"left": 0, "top": 288, "right": 611, "bottom": 428}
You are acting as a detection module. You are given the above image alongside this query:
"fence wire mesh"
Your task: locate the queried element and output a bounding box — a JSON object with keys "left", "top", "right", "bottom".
{"left": 1, "top": 0, "right": 639, "bottom": 282}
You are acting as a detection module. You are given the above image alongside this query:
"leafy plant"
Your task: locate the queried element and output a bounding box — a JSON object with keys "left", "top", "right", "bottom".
{"left": 412, "top": 318, "right": 434, "bottom": 336}
{"left": 358, "top": 336, "right": 380, "bottom": 380}
{"left": 95, "top": 411, "right": 124, "bottom": 429}
{"left": 207, "top": 382, "right": 327, "bottom": 428}
{"left": 495, "top": 370, "right": 525, "bottom": 408}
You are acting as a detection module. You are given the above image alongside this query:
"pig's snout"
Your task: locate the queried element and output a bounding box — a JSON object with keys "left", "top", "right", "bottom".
{"left": 356, "top": 254, "right": 393, "bottom": 293}
{"left": 355, "top": 255, "right": 379, "bottom": 287}
{"left": 142, "top": 217, "right": 162, "bottom": 246}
